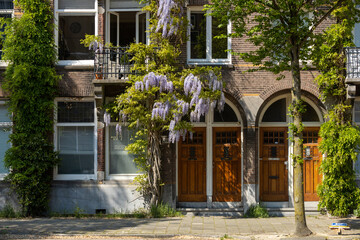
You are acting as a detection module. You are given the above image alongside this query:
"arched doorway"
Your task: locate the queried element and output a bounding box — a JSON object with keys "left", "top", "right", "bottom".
{"left": 258, "top": 95, "right": 323, "bottom": 203}
{"left": 177, "top": 100, "right": 243, "bottom": 204}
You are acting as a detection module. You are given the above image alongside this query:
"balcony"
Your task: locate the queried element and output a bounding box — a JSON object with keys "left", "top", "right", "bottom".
{"left": 94, "top": 47, "right": 134, "bottom": 83}
{"left": 345, "top": 47, "right": 360, "bottom": 83}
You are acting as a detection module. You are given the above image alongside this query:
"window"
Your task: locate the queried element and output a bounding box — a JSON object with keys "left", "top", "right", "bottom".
{"left": 355, "top": 153, "right": 360, "bottom": 179}
{"left": 354, "top": 101, "right": 360, "bottom": 123}
{"left": 106, "top": 125, "right": 139, "bottom": 178}
{"left": 262, "top": 98, "right": 320, "bottom": 123}
{"left": 55, "top": 101, "right": 96, "bottom": 180}
{"left": 55, "top": 0, "right": 97, "bottom": 61}
{"left": 214, "top": 103, "right": 238, "bottom": 122}
{"left": 0, "top": 103, "right": 11, "bottom": 178}
{"left": 107, "top": 8, "right": 149, "bottom": 47}
{"left": 0, "top": 0, "right": 13, "bottom": 60}
{"left": 187, "top": 7, "right": 231, "bottom": 64}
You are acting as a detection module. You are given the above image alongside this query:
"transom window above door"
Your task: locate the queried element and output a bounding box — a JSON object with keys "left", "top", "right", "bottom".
{"left": 261, "top": 97, "right": 321, "bottom": 125}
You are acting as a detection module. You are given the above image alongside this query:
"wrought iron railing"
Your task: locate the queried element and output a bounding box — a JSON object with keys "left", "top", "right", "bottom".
{"left": 345, "top": 47, "right": 360, "bottom": 81}
{"left": 94, "top": 47, "right": 134, "bottom": 80}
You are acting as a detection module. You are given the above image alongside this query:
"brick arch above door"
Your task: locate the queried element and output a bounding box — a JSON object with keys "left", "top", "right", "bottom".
{"left": 255, "top": 90, "right": 325, "bottom": 128}
{"left": 259, "top": 80, "right": 320, "bottom": 101}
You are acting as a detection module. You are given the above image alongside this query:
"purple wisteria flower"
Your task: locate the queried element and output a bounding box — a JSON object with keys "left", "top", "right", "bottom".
{"left": 116, "top": 123, "right": 122, "bottom": 138}
{"left": 104, "top": 112, "right": 111, "bottom": 126}
{"left": 134, "top": 72, "right": 174, "bottom": 94}
{"left": 156, "top": 0, "right": 184, "bottom": 38}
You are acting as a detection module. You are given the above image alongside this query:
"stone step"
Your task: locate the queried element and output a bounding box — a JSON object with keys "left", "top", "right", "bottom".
{"left": 177, "top": 207, "right": 244, "bottom": 217}
{"left": 176, "top": 207, "right": 320, "bottom": 217}
{"left": 266, "top": 207, "right": 320, "bottom": 217}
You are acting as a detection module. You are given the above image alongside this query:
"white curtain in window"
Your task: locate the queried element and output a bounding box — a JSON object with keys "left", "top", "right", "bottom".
{"left": 58, "top": 126, "right": 94, "bottom": 174}
{"left": 109, "top": 126, "right": 138, "bottom": 174}
{"left": 110, "top": 0, "right": 144, "bottom": 9}
{"left": 58, "top": 0, "right": 94, "bottom": 10}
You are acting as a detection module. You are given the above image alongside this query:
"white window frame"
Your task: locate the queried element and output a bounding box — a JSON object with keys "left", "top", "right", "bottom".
{"left": 104, "top": 97, "right": 140, "bottom": 180}
{"left": 105, "top": 0, "right": 150, "bottom": 46}
{"left": 53, "top": 98, "right": 97, "bottom": 180}
{"left": 54, "top": 0, "right": 98, "bottom": 67}
{"left": 353, "top": 99, "right": 360, "bottom": 125}
{"left": 187, "top": 6, "right": 231, "bottom": 65}
{"left": 105, "top": 123, "right": 141, "bottom": 180}
{"left": 0, "top": 100, "right": 11, "bottom": 180}
{"left": 0, "top": 1, "right": 14, "bottom": 64}
{"left": 353, "top": 99, "right": 360, "bottom": 179}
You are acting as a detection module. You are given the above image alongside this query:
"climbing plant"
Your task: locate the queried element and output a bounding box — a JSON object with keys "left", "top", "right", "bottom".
{"left": 311, "top": 0, "right": 360, "bottom": 216}
{"left": 1, "top": 0, "right": 60, "bottom": 216}
{"left": 108, "top": 0, "right": 225, "bottom": 206}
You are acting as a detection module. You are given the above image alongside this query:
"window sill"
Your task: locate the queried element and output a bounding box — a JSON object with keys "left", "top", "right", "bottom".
{"left": 187, "top": 62, "right": 234, "bottom": 68}
{"left": 106, "top": 174, "right": 140, "bottom": 181}
{"left": 0, "top": 61, "right": 9, "bottom": 69}
{"left": 56, "top": 60, "right": 94, "bottom": 70}
{"left": 53, "top": 174, "right": 97, "bottom": 181}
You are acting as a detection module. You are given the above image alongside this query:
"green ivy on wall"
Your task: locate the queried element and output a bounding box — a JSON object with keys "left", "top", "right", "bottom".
{"left": 1, "top": 0, "right": 60, "bottom": 216}
{"left": 311, "top": 1, "right": 360, "bottom": 216}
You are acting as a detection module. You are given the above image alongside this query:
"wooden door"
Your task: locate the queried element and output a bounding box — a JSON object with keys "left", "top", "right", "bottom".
{"left": 178, "top": 128, "right": 206, "bottom": 202}
{"left": 303, "top": 128, "right": 322, "bottom": 201}
{"left": 260, "top": 127, "right": 288, "bottom": 201}
{"left": 213, "top": 127, "right": 241, "bottom": 202}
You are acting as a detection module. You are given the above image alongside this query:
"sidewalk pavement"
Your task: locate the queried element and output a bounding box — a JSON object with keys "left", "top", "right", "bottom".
{"left": 0, "top": 215, "right": 360, "bottom": 240}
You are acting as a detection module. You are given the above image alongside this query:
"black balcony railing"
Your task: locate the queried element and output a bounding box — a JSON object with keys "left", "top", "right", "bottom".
{"left": 345, "top": 47, "right": 360, "bottom": 81}
{"left": 94, "top": 47, "right": 134, "bottom": 80}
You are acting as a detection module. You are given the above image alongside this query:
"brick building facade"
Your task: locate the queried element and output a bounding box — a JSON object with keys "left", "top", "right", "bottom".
{"left": 0, "top": 0, "right": 359, "bottom": 214}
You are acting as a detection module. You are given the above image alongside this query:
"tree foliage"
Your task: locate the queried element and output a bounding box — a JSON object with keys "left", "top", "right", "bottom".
{"left": 207, "top": 0, "right": 348, "bottom": 236}
{"left": 1, "top": 0, "right": 59, "bottom": 216}
{"left": 311, "top": 1, "right": 360, "bottom": 216}
{"left": 108, "top": 0, "right": 225, "bottom": 206}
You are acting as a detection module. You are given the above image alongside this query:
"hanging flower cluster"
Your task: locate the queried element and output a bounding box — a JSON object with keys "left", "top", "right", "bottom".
{"left": 89, "top": 40, "right": 103, "bottom": 53}
{"left": 152, "top": 101, "right": 172, "bottom": 120}
{"left": 131, "top": 71, "right": 224, "bottom": 143}
{"left": 135, "top": 72, "right": 174, "bottom": 92}
{"left": 115, "top": 123, "right": 122, "bottom": 138}
{"left": 104, "top": 112, "right": 111, "bottom": 126}
{"left": 156, "top": 0, "right": 183, "bottom": 37}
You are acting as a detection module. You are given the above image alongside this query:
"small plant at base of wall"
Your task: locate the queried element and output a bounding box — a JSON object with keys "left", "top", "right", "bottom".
{"left": 244, "top": 204, "right": 269, "bottom": 218}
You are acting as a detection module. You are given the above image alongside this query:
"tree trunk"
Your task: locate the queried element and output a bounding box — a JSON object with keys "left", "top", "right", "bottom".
{"left": 148, "top": 130, "right": 161, "bottom": 206}
{"left": 290, "top": 46, "right": 312, "bottom": 237}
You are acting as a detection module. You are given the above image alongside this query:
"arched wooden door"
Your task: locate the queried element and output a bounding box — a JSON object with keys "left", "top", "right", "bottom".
{"left": 178, "top": 128, "right": 206, "bottom": 202}
{"left": 303, "top": 127, "right": 322, "bottom": 201}
{"left": 212, "top": 127, "right": 241, "bottom": 202}
{"left": 260, "top": 127, "right": 288, "bottom": 201}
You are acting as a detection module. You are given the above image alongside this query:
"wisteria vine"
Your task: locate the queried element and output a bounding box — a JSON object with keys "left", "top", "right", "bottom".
{"left": 114, "top": 71, "right": 225, "bottom": 143}
{"left": 156, "top": 0, "right": 183, "bottom": 37}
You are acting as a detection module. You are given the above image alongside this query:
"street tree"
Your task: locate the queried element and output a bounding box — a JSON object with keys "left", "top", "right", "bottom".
{"left": 207, "top": 0, "right": 349, "bottom": 236}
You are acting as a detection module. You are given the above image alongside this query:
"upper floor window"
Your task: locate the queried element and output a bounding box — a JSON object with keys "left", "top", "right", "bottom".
{"left": 0, "top": 102, "right": 11, "bottom": 179}
{"left": 187, "top": 7, "right": 231, "bottom": 64}
{"left": 0, "top": 0, "right": 13, "bottom": 17}
{"left": 54, "top": 100, "right": 97, "bottom": 180}
{"left": 55, "top": 0, "right": 97, "bottom": 61}
{"left": 107, "top": 11, "right": 149, "bottom": 47}
{"left": 0, "top": 0, "right": 13, "bottom": 60}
